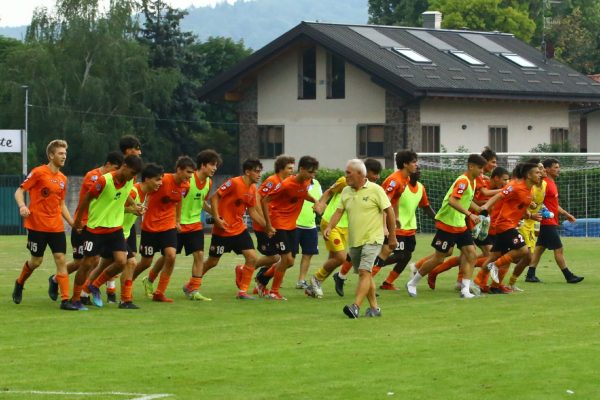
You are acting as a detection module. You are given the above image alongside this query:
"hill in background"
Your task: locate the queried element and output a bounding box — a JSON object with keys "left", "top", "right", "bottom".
{"left": 1, "top": 0, "right": 368, "bottom": 50}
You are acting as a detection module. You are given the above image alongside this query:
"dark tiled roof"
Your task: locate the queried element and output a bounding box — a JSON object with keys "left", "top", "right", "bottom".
{"left": 198, "top": 21, "right": 600, "bottom": 102}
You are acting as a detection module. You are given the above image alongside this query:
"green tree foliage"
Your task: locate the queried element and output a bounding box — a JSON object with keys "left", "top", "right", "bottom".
{"left": 368, "top": 0, "right": 429, "bottom": 26}
{"left": 429, "top": 0, "right": 536, "bottom": 42}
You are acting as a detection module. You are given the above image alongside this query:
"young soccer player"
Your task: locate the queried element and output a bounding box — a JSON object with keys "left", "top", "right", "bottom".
{"left": 261, "top": 155, "right": 320, "bottom": 300}
{"left": 71, "top": 155, "right": 143, "bottom": 309}
{"left": 199, "top": 158, "right": 266, "bottom": 299}
{"left": 324, "top": 159, "right": 396, "bottom": 318}
{"left": 405, "top": 154, "right": 493, "bottom": 299}
{"left": 525, "top": 158, "right": 584, "bottom": 284}
{"left": 133, "top": 156, "right": 194, "bottom": 302}
{"left": 309, "top": 158, "right": 382, "bottom": 298}
{"left": 58, "top": 151, "right": 124, "bottom": 304}
{"left": 13, "top": 139, "right": 78, "bottom": 310}
{"left": 294, "top": 177, "right": 322, "bottom": 288}
{"left": 252, "top": 155, "right": 295, "bottom": 296}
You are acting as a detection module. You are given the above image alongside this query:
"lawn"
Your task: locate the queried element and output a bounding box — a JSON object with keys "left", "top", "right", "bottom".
{"left": 0, "top": 234, "right": 598, "bottom": 400}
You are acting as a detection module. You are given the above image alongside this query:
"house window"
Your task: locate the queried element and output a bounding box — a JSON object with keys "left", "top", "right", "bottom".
{"left": 327, "top": 52, "right": 345, "bottom": 99}
{"left": 489, "top": 126, "right": 508, "bottom": 152}
{"left": 357, "top": 125, "right": 384, "bottom": 157}
{"left": 258, "top": 125, "right": 284, "bottom": 158}
{"left": 551, "top": 127, "right": 569, "bottom": 150}
{"left": 421, "top": 124, "right": 440, "bottom": 152}
{"left": 298, "top": 47, "right": 316, "bottom": 99}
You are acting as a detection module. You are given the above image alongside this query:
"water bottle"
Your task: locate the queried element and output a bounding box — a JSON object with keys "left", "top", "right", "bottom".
{"left": 540, "top": 205, "right": 554, "bottom": 219}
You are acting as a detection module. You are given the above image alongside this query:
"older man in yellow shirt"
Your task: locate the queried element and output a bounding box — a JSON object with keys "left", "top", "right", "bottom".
{"left": 324, "top": 159, "right": 396, "bottom": 318}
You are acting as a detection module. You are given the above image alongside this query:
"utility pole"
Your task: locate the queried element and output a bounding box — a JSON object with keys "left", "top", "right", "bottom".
{"left": 21, "top": 85, "right": 28, "bottom": 178}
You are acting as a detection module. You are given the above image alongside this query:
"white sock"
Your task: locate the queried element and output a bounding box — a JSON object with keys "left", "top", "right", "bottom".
{"left": 461, "top": 279, "right": 471, "bottom": 292}
{"left": 107, "top": 280, "right": 116, "bottom": 289}
{"left": 338, "top": 271, "right": 348, "bottom": 280}
{"left": 409, "top": 272, "right": 423, "bottom": 285}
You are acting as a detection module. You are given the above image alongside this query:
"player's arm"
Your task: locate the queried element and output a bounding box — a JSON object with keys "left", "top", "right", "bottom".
{"left": 448, "top": 196, "right": 480, "bottom": 225}
{"left": 323, "top": 207, "right": 344, "bottom": 240}
{"left": 175, "top": 200, "right": 182, "bottom": 232}
{"left": 479, "top": 191, "right": 505, "bottom": 214}
{"left": 209, "top": 192, "right": 227, "bottom": 230}
{"left": 383, "top": 205, "right": 397, "bottom": 250}
{"left": 248, "top": 205, "right": 266, "bottom": 228}
{"left": 314, "top": 180, "right": 343, "bottom": 214}
{"left": 557, "top": 205, "right": 576, "bottom": 222}
{"left": 14, "top": 187, "right": 30, "bottom": 217}
{"left": 475, "top": 187, "right": 502, "bottom": 204}
{"left": 73, "top": 192, "right": 93, "bottom": 231}
{"left": 260, "top": 194, "right": 275, "bottom": 236}
{"left": 61, "top": 200, "right": 74, "bottom": 227}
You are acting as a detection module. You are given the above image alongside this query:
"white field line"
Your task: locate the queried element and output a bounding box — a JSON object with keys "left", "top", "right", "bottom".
{"left": 0, "top": 390, "right": 172, "bottom": 399}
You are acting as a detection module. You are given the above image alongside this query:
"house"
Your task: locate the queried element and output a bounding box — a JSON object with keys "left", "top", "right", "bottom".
{"left": 198, "top": 12, "right": 600, "bottom": 170}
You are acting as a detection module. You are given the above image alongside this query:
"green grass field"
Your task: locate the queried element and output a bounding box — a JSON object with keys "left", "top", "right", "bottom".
{"left": 0, "top": 234, "right": 598, "bottom": 400}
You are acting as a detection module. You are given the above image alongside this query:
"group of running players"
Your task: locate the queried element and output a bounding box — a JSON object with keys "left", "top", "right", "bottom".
{"left": 11, "top": 135, "right": 584, "bottom": 313}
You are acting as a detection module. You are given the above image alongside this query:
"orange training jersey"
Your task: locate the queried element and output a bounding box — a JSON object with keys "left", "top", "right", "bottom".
{"left": 75, "top": 167, "right": 102, "bottom": 226}
{"left": 212, "top": 176, "right": 256, "bottom": 237}
{"left": 20, "top": 165, "right": 67, "bottom": 233}
{"left": 381, "top": 170, "right": 410, "bottom": 208}
{"left": 268, "top": 175, "right": 311, "bottom": 230}
{"left": 141, "top": 173, "right": 190, "bottom": 233}
{"left": 251, "top": 174, "right": 282, "bottom": 233}
{"left": 493, "top": 179, "right": 533, "bottom": 234}
{"left": 474, "top": 174, "right": 491, "bottom": 204}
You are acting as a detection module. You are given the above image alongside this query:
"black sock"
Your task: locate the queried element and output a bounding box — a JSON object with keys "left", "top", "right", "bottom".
{"left": 561, "top": 268, "right": 573, "bottom": 279}
{"left": 526, "top": 267, "right": 536, "bottom": 278}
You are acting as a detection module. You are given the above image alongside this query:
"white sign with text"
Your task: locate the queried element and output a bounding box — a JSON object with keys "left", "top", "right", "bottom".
{"left": 0, "top": 130, "right": 22, "bottom": 153}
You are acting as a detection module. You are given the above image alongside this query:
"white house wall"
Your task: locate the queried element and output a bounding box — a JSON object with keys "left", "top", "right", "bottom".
{"left": 586, "top": 110, "right": 600, "bottom": 152}
{"left": 257, "top": 45, "right": 385, "bottom": 171}
{"left": 420, "top": 99, "right": 569, "bottom": 153}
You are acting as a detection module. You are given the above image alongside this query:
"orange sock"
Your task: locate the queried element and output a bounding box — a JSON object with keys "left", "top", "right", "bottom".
{"left": 384, "top": 270, "right": 400, "bottom": 284}
{"left": 340, "top": 261, "right": 352, "bottom": 275}
{"left": 121, "top": 279, "right": 133, "bottom": 302}
{"left": 475, "top": 269, "right": 490, "bottom": 287}
{"left": 271, "top": 269, "right": 285, "bottom": 292}
{"left": 72, "top": 284, "right": 83, "bottom": 302}
{"left": 55, "top": 273, "right": 70, "bottom": 301}
{"left": 92, "top": 270, "right": 111, "bottom": 289}
{"left": 186, "top": 276, "right": 203, "bottom": 292}
{"left": 264, "top": 265, "right": 275, "bottom": 278}
{"left": 475, "top": 256, "right": 487, "bottom": 268}
{"left": 148, "top": 268, "right": 159, "bottom": 283}
{"left": 415, "top": 256, "right": 428, "bottom": 269}
{"left": 155, "top": 272, "right": 171, "bottom": 295}
{"left": 17, "top": 262, "right": 33, "bottom": 285}
{"left": 239, "top": 265, "right": 255, "bottom": 292}
{"left": 371, "top": 265, "right": 382, "bottom": 277}
{"left": 495, "top": 254, "right": 514, "bottom": 268}
{"left": 431, "top": 256, "right": 459, "bottom": 275}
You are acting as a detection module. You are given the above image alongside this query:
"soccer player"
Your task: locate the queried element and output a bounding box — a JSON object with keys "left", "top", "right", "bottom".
{"left": 323, "top": 159, "right": 396, "bottom": 318}
{"left": 294, "top": 177, "right": 322, "bottom": 289}
{"left": 310, "top": 158, "right": 382, "bottom": 298}
{"left": 199, "top": 158, "right": 266, "bottom": 299}
{"left": 374, "top": 164, "right": 436, "bottom": 290}
{"left": 251, "top": 155, "right": 295, "bottom": 296}
{"left": 405, "top": 154, "right": 493, "bottom": 299}
{"left": 58, "top": 151, "right": 124, "bottom": 304}
{"left": 13, "top": 139, "right": 78, "bottom": 310}
{"left": 175, "top": 150, "right": 221, "bottom": 301}
{"left": 71, "top": 155, "right": 143, "bottom": 309}
{"left": 261, "top": 155, "right": 320, "bottom": 300}
{"left": 525, "top": 158, "right": 584, "bottom": 284}
{"left": 133, "top": 156, "right": 194, "bottom": 302}
{"left": 477, "top": 163, "right": 543, "bottom": 293}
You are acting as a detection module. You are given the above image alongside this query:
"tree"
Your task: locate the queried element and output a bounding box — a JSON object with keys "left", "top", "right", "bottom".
{"left": 368, "top": 0, "right": 429, "bottom": 26}
{"left": 546, "top": 8, "right": 595, "bottom": 74}
{"left": 429, "top": 0, "right": 536, "bottom": 42}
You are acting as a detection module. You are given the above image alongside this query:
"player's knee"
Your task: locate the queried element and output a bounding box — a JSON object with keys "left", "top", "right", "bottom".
{"left": 333, "top": 251, "right": 346, "bottom": 265}
{"left": 29, "top": 257, "right": 43, "bottom": 269}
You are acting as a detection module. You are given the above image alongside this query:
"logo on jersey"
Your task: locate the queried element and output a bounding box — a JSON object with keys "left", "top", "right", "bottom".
{"left": 390, "top": 181, "right": 397, "bottom": 187}
{"left": 502, "top": 185, "right": 514, "bottom": 196}
{"left": 226, "top": 181, "right": 232, "bottom": 187}
{"left": 41, "top": 187, "right": 50, "bottom": 197}
{"left": 91, "top": 175, "right": 98, "bottom": 182}
{"left": 95, "top": 183, "right": 102, "bottom": 192}
{"left": 457, "top": 182, "right": 466, "bottom": 194}
{"left": 114, "top": 192, "right": 122, "bottom": 200}
{"left": 362, "top": 196, "right": 369, "bottom": 202}
{"left": 59, "top": 181, "right": 65, "bottom": 189}
{"left": 266, "top": 182, "right": 273, "bottom": 188}
{"left": 274, "top": 183, "right": 281, "bottom": 190}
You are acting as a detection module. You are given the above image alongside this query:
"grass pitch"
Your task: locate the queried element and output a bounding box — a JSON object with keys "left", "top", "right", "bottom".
{"left": 0, "top": 234, "right": 598, "bottom": 399}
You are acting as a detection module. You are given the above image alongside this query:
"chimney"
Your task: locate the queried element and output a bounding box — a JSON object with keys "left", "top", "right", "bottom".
{"left": 422, "top": 11, "right": 442, "bottom": 29}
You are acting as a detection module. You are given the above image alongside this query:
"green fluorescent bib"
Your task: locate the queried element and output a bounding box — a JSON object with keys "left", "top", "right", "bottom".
{"left": 180, "top": 175, "right": 211, "bottom": 225}
{"left": 435, "top": 175, "right": 475, "bottom": 228}
{"left": 87, "top": 173, "right": 134, "bottom": 229}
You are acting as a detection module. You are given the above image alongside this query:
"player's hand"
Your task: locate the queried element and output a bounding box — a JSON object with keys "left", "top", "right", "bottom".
{"left": 213, "top": 216, "right": 227, "bottom": 230}
{"left": 313, "top": 202, "right": 324, "bottom": 215}
{"left": 567, "top": 214, "right": 576, "bottom": 223}
{"left": 531, "top": 212, "right": 542, "bottom": 222}
{"left": 19, "top": 205, "right": 31, "bottom": 218}
{"left": 176, "top": 222, "right": 182, "bottom": 233}
{"left": 266, "top": 226, "right": 276, "bottom": 238}
{"left": 387, "top": 236, "right": 398, "bottom": 251}
{"left": 530, "top": 201, "right": 537, "bottom": 209}
{"left": 134, "top": 203, "right": 146, "bottom": 216}
{"left": 73, "top": 220, "right": 82, "bottom": 232}
{"left": 469, "top": 213, "right": 481, "bottom": 224}
{"left": 323, "top": 227, "right": 331, "bottom": 240}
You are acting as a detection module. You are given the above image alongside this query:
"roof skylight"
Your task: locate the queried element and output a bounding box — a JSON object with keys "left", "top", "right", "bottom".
{"left": 392, "top": 48, "right": 432, "bottom": 63}
{"left": 502, "top": 53, "right": 537, "bottom": 68}
{"left": 451, "top": 51, "right": 485, "bottom": 66}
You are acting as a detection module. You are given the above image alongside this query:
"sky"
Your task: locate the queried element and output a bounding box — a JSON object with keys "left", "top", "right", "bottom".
{"left": 0, "top": 0, "right": 239, "bottom": 27}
